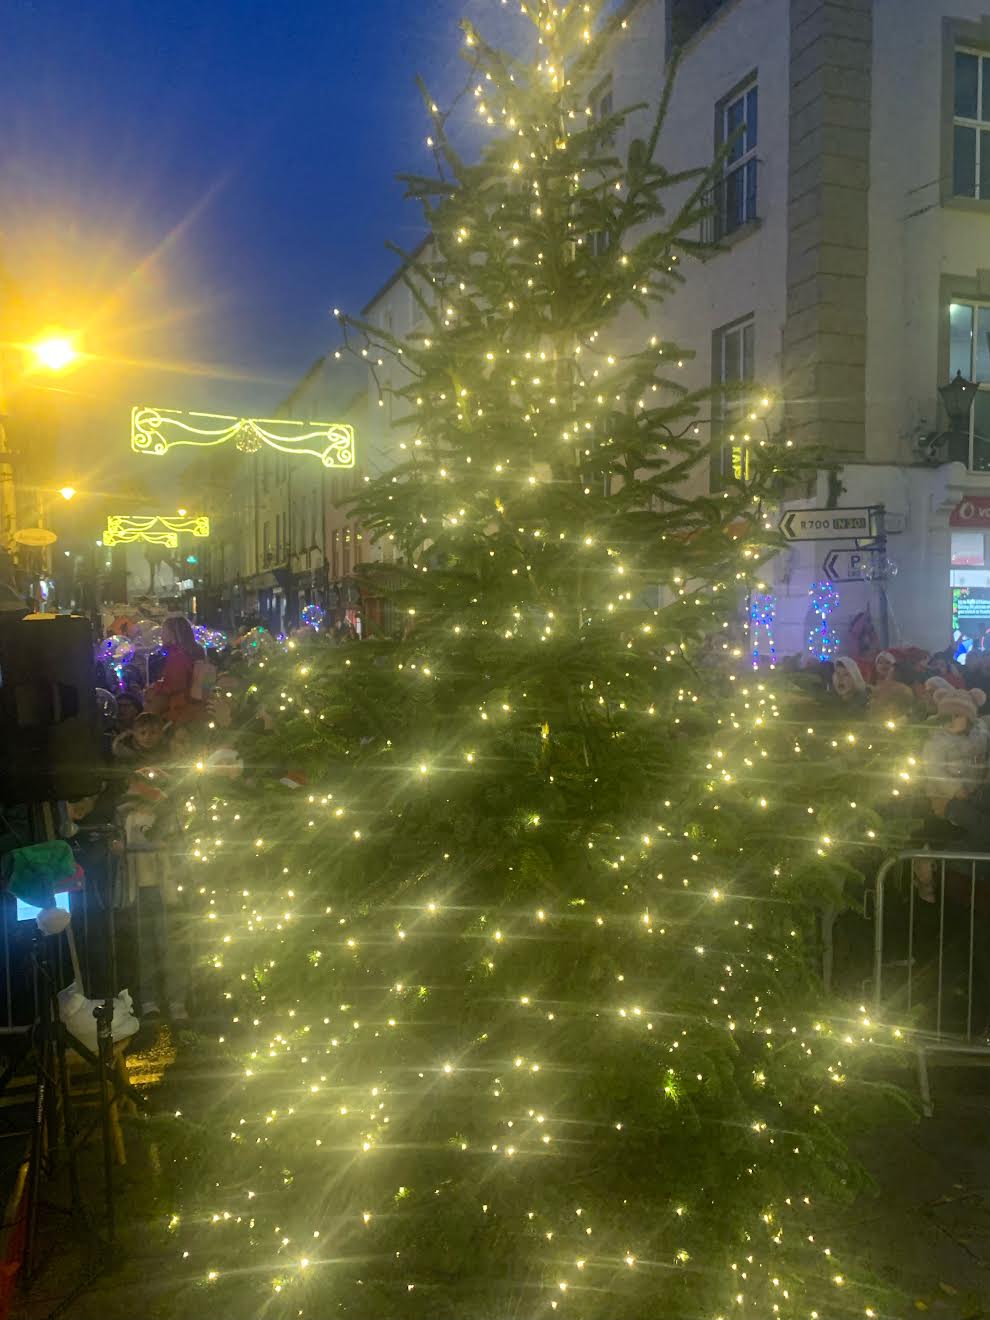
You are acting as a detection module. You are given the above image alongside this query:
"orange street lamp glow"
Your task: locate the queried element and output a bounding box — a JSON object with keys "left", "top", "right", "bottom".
{"left": 59, "top": 486, "right": 76, "bottom": 501}
{"left": 31, "top": 336, "right": 78, "bottom": 372}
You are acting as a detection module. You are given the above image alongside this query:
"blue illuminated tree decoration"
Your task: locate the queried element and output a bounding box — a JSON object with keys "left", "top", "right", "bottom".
{"left": 749, "top": 592, "right": 776, "bottom": 669}
{"left": 808, "top": 580, "right": 840, "bottom": 661}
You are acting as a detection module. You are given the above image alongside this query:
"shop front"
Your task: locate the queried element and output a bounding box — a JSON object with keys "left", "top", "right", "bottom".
{"left": 949, "top": 494, "right": 990, "bottom": 657}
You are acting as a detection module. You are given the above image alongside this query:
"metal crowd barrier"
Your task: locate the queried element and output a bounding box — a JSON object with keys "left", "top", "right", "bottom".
{"left": 872, "top": 850, "right": 990, "bottom": 1116}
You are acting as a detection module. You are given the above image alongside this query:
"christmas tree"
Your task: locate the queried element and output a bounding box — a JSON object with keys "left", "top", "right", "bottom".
{"left": 173, "top": 4, "right": 910, "bottom": 1316}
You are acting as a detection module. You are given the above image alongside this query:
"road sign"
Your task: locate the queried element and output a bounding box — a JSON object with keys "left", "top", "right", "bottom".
{"left": 823, "top": 549, "right": 867, "bottom": 582}
{"left": 778, "top": 507, "right": 878, "bottom": 542}
{"left": 13, "top": 527, "right": 57, "bottom": 548}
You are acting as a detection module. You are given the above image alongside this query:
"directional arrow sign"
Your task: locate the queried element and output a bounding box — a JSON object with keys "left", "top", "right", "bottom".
{"left": 823, "top": 549, "right": 867, "bottom": 582}
{"left": 778, "top": 507, "right": 878, "bottom": 542}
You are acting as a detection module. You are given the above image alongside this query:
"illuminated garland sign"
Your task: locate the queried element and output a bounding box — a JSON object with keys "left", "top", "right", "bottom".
{"left": 131, "top": 406, "right": 355, "bottom": 468}
{"left": 103, "top": 514, "right": 210, "bottom": 549}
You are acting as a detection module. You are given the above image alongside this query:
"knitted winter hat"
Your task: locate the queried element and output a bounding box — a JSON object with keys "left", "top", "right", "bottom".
{"left": 924, "top": 676, "right": 953, "bottom": 694}
{"left": 934, "top": 686, "right": 986, "bottom": 724}
{"left": 833, "top": 656, "right": 866, "bottom": 692}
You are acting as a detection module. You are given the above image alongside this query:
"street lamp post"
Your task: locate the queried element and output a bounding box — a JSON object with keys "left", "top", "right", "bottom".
{"left": 0, "top": 335, "right": 80, "bottom": 560}
{"left": 919, "top": 371, "right": 980, "bottom": 464}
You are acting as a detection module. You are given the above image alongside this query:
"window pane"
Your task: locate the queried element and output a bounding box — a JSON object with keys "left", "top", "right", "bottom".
{"left": 978, "top": 307, "right": 990, "bottom": 382}
{"left": 724, "top": 163, "right": 745, "bottom": 230}
{"left": 745, "top": 86, "right": 758, "bottom": 150}
{"left": 951, "top": 302, "right": 974, "bottom": 378}
{"left": 956, "top": 51, "right": 979, "bottom": 118}
{"left": 955, "top": 124, "right": 977, "bottom": 196}
{"left": 745, "top": 157, "right": 758, "bottom": 221}
{"left": 742, "top": 322, "right": 755, "bottom": 380}
{"left": 972, "top": 390, "right": 990, "bottom": 471}
{"left": 722, "top": 327, "right": 741, "bottom": 383}
{"left": 952, "top": 530, "right": 985, "bottom": 567}
{"left": 726, "top": 96, "right": 745, "bottom": 162}
{"left": 981, "top": 129, "right": 990, "bottom": 198}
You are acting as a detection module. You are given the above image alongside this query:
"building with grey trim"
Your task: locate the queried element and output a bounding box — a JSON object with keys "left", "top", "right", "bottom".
{"left": 606, "top": 0, "right": 990, "bottom": 655}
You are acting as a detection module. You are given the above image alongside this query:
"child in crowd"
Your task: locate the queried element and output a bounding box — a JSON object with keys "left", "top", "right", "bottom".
{"left": 913, "top": 687, "right": 990, "bottom": 903}
{"left": 923, "top": 687, "right": 990, "bottom": 818}
{"left": 830, "top": 656, "right": 869, "bottom": 714}
{"left": 112, "top": 712, "right": 165, "bottom": 764}
{"left": 115, "top": 690, "right": 143, "bottom": 731}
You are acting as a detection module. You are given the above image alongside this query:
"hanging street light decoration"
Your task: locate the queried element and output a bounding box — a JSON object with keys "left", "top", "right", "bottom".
{"left": 102, "top": 513, "right": 211, "bottom": 548}
{"left": 131, "top": 406, "right": 356, "bottom": 468}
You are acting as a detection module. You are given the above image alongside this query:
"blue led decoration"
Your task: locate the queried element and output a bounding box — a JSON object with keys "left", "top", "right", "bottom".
{"left": 808, "top": 580, "right": 840, "bottom": 661}
{"left": 749, "top": 592, "right": 776, "bottom": 669}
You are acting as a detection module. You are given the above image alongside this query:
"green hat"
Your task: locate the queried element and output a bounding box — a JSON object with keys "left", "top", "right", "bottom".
{"left": 1, "top": 841, "right": 80, "bottom": 911}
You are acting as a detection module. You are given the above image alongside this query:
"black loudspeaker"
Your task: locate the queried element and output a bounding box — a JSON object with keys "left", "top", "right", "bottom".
{"left": 0, "top": 614, "right": 104, "bottom": 804}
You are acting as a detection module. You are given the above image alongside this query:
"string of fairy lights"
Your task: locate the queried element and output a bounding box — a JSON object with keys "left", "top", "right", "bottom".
{"left": 176, "top": 651, "right": 911, "bottom": 1314}
{"left": 166, "top": 4, "right": 915, "bottom": 1318}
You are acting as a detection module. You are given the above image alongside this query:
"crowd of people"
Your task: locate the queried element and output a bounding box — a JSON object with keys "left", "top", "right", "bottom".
{"left": 808, "top": 645, "right": 990, "bottom": 847}
{"left": 68, "top": 610, "right": 362, "bottom": 1029}
{"left": 67, "top": 615, "right": 223, "bottom": 1026}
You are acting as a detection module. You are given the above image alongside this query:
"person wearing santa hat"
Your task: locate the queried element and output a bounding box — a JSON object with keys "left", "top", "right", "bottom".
{"left": 870, "top": 651, "right": 914, "bottom": 721}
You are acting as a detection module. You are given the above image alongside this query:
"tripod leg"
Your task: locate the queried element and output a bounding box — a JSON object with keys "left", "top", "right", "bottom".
{"left": 23, "top": 942, "right": 53, "bottom": 1282}
{"left": 56, "top": 1021, "right": 82, "bottom": 1211}
{"left": 94, "top": 1001, "right": 116, "bottom": 1243}
{"left": 23, "top": 1046, "right": 46, "bottom": 1281}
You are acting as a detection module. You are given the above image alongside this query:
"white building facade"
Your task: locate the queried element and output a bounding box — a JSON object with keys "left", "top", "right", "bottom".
{"left": 593, "top": 0, "right": 990, "bottom": 658}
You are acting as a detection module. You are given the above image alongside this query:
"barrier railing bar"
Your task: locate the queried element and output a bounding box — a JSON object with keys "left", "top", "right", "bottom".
{"left": 969, "top": 861, "right": 977, "bottom": 1043}
{"left": 872, "top": 851, "right": 990, "bottom": 1015}
{"left": 872, "top": 850, "right": 990, "bottom": 1117}
{"left": 907, "top": 866, "right": 915, "bottom": 1012}
{"left": 937, "top": 859, "right": 945, "bottom": 1040}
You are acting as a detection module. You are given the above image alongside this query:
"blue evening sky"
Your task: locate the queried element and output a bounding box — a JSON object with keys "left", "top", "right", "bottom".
{"left": 0, "top": 0, "right": 518, "bottom": 419}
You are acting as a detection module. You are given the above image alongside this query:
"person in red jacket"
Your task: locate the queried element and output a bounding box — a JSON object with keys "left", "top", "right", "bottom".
{"left": 145, "top": 616, "right": 206, "bottom": 725}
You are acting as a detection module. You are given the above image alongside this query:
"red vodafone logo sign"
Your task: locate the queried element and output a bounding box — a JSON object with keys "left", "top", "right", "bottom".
{"left": 950, "top": 496, "right": 990, "bottom": 527}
